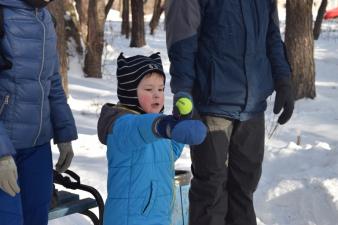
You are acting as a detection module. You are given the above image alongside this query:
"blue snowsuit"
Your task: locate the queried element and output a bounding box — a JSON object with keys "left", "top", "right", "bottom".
{"left": 97, "top": 104, "right": 184, "bottom": 225}
{"left": 0, "top": 1, "right": 77, "bottom": 224}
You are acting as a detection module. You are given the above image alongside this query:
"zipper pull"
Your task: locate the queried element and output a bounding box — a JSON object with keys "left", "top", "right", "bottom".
{"left": 4, "top": 95, "right": 9, "bottom": 104}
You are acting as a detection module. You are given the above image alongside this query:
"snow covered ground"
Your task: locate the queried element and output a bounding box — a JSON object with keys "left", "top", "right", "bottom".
{"left": 49, "top": 10, "right": 338, "bottom": 225}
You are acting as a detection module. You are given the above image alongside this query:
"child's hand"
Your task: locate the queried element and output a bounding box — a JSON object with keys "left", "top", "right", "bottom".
{"left": 173, "top": 92, "right": 193, "bottom": 119}
{"left": 153, "top": 115, "right": 207, "bottom": 145}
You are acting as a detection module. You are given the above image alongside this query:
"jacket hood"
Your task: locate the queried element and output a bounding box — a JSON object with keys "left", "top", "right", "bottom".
{"left": 0, "top": 0, "right": 32, "bottom": 9}
{"left": 97, "top": 103, "right": 138, "bottom": 145}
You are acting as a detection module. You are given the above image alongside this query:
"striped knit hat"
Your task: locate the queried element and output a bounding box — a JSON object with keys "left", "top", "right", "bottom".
{"left": 116, "top": 52, "right": 166, "bottom": 113}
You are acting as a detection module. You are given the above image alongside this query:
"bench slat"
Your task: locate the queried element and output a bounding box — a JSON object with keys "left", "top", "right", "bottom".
{"left": 57, "top": 191, "right": 80, "bottom": 205}
{"left": 48, "top": 198, "right": 98, "bottom": 220}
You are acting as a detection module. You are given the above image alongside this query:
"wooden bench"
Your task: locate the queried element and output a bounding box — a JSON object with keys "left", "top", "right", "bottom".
{"left": 48, "top": 170, "right": 104, "bottom": 225}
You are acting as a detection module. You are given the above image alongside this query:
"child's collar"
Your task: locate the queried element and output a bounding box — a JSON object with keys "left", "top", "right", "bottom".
{"left": 116, "top": 103, "right": 141, "bottom": 114}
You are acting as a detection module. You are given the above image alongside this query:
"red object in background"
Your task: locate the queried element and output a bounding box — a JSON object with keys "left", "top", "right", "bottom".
{"left": 324, "top": 7, "right": 338, "bottom": 20}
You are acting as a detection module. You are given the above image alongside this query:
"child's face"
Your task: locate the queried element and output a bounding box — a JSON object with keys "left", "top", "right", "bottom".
{"left": 137, "top": 72, "right": 165, "bottom": 113}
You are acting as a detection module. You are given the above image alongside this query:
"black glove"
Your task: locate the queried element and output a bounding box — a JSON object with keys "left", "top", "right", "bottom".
{"left": 153, "top": 115, "right": 207, "bottom": 145}
{"left": 273, "top": 78, "right": 294, "bottom": 125}
{"left": 173, "top": 92, "right": 193, "bottom": 119}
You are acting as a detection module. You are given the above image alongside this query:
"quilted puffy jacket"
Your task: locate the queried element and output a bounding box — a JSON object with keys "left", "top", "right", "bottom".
{"left": 0, "top": 0, "right": 77, "bottom": 157}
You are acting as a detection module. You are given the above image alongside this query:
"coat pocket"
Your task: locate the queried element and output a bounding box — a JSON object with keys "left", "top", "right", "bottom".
{"left": 141, "top": 181, "right": 157, "bottom": 216}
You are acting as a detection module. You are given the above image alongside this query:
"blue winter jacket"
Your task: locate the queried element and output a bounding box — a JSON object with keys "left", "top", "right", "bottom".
{"left": 0, "top": 0, "right": 77, "bottom": 157}
{"left": 166, "top": 0, "right": 291, "bottom": 121}
{"left": 97, "top": 104, "right": 184, "bottom": 225}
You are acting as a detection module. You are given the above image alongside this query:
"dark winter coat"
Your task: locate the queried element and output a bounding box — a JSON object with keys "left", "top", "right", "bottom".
{"left": 0, "top": 0, "right": 77, "bottom": 157}
{"left": 166, "top": 0, "right": 291, "bottom": 120}
{"left": 97, "top": 104, "right": 184, "bottom": 225}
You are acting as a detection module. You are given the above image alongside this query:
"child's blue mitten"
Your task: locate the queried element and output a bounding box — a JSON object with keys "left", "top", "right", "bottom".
{"left": 153, "top": 115, "right": 207, "bottom": 145}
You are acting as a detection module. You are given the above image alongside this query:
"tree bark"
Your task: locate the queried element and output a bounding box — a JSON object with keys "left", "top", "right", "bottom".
{"left": 47, "top": 1, "right": 69, "bottom": 96}
{"left": 75, "top": 0, "right": 89, "bottom": 45}
{"left": 121, "top": 0, "right": 130, "bottom": 38}
{"left": 64, "top": 0, "right": 83, "bottom": 55}
{"left": 105, "top": 0, "right": 115, "bottom": 19}
{"left": 313, "top": 0, "right": 328, "bottom": 40}
{"left": 130, "top": 0, "right": 146, "bottom": 47}
{"left": 149, "top": 0, "right": 163, "bottom": 35}
{"left": 84, "top": 0, "right": 106, "bottom": 78}
{"left": 285, "top": 0, "right": 316, "bottom": 100}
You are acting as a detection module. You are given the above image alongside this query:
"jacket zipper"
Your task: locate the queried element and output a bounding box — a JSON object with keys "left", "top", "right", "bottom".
{"left": 169, "top": 143, "right": 175, "bottom": 225}
{"left": 0, "top": 95, "right": 10, "bottom": 115}
{"left": 33, "top": 8, "right": 46, "bottom": 146}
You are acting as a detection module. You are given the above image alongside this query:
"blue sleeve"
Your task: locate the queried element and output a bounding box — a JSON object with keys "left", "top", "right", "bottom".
{"left": 112, "top": 114, "right": 162, "bottom": 149}
{"left": 165, "top": 0, "right": 202, "bottom": 94}
{"left": 171, "top": 140, "right": 184, "bottom": 161}
{"left": 266, "top": 0, "right": 292, "bottom": 83}
{"left": 0, "top": 122, "right": 15, "bottom": 157}
{"left": 49, "top": 57, "right": 78, "bottom": 144}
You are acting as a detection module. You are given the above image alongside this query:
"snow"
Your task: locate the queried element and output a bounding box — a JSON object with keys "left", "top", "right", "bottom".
{"left": 49, "top": 9, "right": 338, "bottom": 225}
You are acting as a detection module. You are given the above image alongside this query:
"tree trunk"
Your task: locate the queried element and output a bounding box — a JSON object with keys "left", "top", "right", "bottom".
{"left": 149, "top": 0, "right": 163, "bottom": 35}
{"left": 84, "top": 0, "right": 106, "bottom": 78}
{"left": 285, "top": 0, "right": 316, "bottom": 100}
{"left": 64, "top": 0, "right": 83, "bottom": 55}
{"left": 130, "top": 0, "right": 146, "bottom": 47}
{"left": 75, "top": 0, "right": 89, "bottom": 45}
{"left": 121, "top": 0, "right": 130, "bottom": 38}
{"left": 313, "top": 0, "right": 328, "bottom": 40}
{"left": 105, "top": 0, "right": 115, "bottom": 18}
{"left": 47, "top": 1, "right": 69, "bottom": 96}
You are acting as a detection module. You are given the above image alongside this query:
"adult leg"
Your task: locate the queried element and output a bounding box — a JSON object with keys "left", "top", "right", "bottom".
{"left": 189, "top": 116, "right": 233, "bottom": 225}
{"left": 16, "top": 143, "right": 53, "bottom": 225}
{"left": 226, "top": 113, "right": 265, "bottom": 225}
{"left": 0, "top": 187, "right": 23, "bottom": 225}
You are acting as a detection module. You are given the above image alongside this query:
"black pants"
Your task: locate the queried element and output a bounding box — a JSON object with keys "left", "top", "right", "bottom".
{"left": 189, "top": 114, "right": 265, "bottom": 225}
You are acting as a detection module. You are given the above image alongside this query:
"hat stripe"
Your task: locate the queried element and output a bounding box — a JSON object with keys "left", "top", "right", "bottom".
{"left": 117, "top": 64, "right": 153, "bottom": 78}
{"left": 117, "top": 60, "right": 162, "bottom": 70}
{"left": 117, "top": 94, "right": 138, "bottom": 99}
{"left": 119, "top": 68, "right": 162, "bottom": 85}
{"left": 118, "top": 56, "right": 161, "bottom": 64}
{"left": 118, "top": 87, "right": 137, "bottom": 91}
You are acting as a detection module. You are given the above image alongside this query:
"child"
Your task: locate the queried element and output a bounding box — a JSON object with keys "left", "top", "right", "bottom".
{"left": 97, "top": 52, "right": 206, "bottom": 225}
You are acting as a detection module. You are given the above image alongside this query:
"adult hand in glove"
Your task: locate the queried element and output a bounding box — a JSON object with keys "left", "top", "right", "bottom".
{"left": 153, "top": 115, "right": 207, "bottom": 145}
{"left": 173, "top": 92, "right": 193, "bottom": 119}
{"left": 273, "top": 78, "right": 295, "bottom": 125}
{"left": 56, "top": 142, "right": 74, "bottom": 173}
{"left": 0, "top": 155, "right": 20, "bottom": 197}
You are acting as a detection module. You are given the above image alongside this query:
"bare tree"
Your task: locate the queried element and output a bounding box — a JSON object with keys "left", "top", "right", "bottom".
{"left": 285, "top": 0, "right": 316, "bottom": 100}
{"left": 84, "top": 0, "right": 115, "bottom": 78}
{"left": 149, "top": 0, "right": 163, "bottom": 35}
{"left": 47, "top": 1, "right": 69, "bottom": 96}
{"left": 105, "top": 0, "right": 115, "bottom": 16}
{"left": 130, "top": 0, "right": 146, "bottom": 47}
{"left": 64, "top": 0, "right": 83, "bottom": 55}
{"left": 313, "top": 0, "right": 328, "bottom": 40}
{"left": 121, "top": 0, "right": 130, "bottom": 38}
{"left": 75, "top": 0, "right": 89, "bottom": 44}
